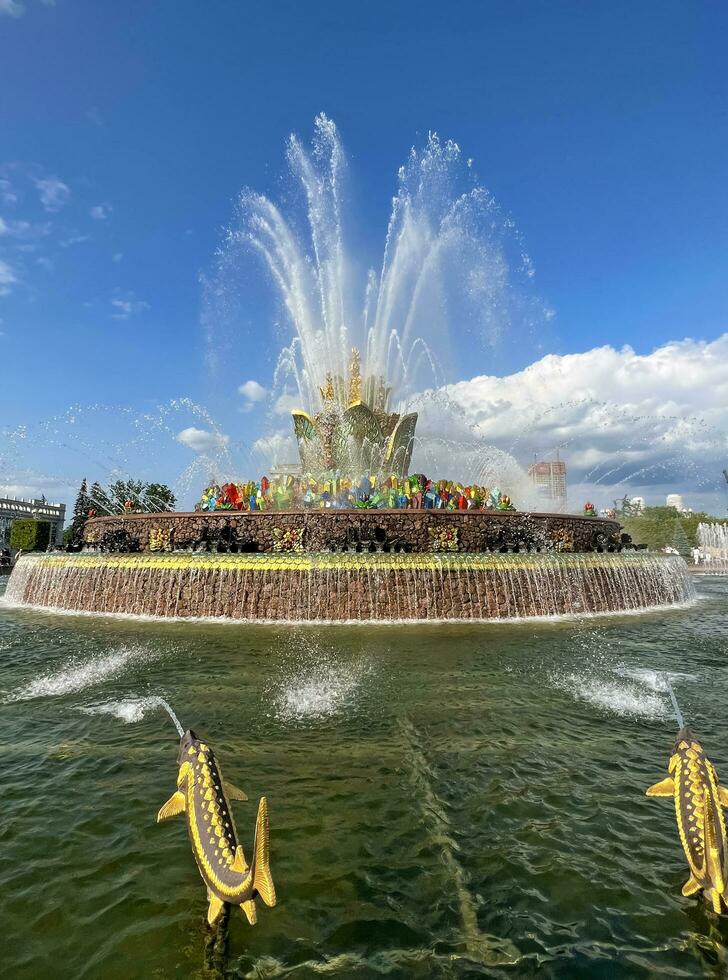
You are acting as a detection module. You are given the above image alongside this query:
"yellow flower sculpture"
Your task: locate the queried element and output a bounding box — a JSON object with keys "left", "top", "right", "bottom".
{"left": 428, "top": 526, "right": 459, "bottom": 553}
{"left": 272, "top": 527, "right": 305, "bottom": 553}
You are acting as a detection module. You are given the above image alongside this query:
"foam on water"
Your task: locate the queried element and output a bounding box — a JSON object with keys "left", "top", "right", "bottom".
{"left": 3, "top": 644, "right": 152, "bottom": 703}
{"left": 553, "top": 672, "right": 668, "bottom": 720}
{"left": 273, "top": 658, "right": 371, "bottom": 723}
{"left": 79, "top": 696, "right": 167, "bottom": 724}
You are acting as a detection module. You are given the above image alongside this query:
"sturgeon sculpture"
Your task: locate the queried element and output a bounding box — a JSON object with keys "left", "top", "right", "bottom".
{"left": 647, "top": 725, "right": 728, "bottom": 913}
{"left": 158, "top": 728, "right": 276, "bottom": 926}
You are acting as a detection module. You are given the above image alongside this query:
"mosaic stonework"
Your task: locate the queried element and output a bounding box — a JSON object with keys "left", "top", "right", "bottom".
{"left": 551, "top": 528, "right": 574, "bottom": 553}
{"left": 428, "top": 526, "right": 459, "bottom": 553}
{"left": 85, "top": 526, "right": 101, "bottom": 545}
{"left": 149, "top": 528, "right": 173, "bottom": 552}
{"left": 272, "top": 527, "right": 304, "bottom": 553}
{"left": 6, "top": 552, "right": 694, "bottom": 622}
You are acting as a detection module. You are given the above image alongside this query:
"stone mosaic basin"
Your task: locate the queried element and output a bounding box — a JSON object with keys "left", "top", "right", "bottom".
{"left": 5, "top": 551, "right": 694, "bottom": 622}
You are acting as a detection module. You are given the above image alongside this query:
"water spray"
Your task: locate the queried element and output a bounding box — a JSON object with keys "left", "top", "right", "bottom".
{"left": 663, "top": 676, "right": 685, "bottom": 730}
{"left": 155, "top": 697, "right": 185, "bottom": 737}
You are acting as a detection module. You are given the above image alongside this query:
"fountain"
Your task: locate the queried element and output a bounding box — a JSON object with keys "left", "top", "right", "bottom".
{"left": 696, "top": 522, "right": 728, "bottom": 574}
{"left": 4, "top": 117, "right": 695, "bottom": 621}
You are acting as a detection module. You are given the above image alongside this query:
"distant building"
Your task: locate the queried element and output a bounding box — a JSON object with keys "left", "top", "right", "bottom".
{"left": 528, "top": 458, "right": 567, "bottom": 512}
{"left": 631, "top": 496, "right": 645, "bottom": 513}
{"left": 269, "top": 462, "right": 302, "bottom": 482}
{"left": 0, "top": 496, "right": 66, "bottom": 551}
{"left": 666, "top": 493, "right": 685, "bottom": 512}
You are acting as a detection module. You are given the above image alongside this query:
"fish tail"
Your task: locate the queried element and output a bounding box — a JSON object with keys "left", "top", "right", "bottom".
{"left": 251, "top": 796, "right": 276, "bottom": 908}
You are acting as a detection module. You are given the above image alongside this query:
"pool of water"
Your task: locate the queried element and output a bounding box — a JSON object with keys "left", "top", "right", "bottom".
{"left": 1, "top": 575, "right": 727, "bottom": 978}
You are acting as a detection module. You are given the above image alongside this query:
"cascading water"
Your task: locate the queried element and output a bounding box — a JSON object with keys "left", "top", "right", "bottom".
{"left": 4, "top": 552, "right": 695, "bottom": 623}
{"left": 697, "top": 521, "right": 728, "bottom": 573}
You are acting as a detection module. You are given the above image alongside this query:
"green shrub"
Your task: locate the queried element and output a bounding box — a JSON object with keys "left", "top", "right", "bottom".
{"left": 10, "top": 519, "right": 51, "bottom": 552}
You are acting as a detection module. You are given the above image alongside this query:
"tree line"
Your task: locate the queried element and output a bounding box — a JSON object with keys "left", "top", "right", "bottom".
{"left": 65, "top": 478, "right": 176, "bottom": 548}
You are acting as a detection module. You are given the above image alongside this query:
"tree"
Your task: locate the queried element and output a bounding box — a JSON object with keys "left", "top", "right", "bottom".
{"left": 11, "top": 519, "right": 51, "bottom": 552}
{"left": 69, "top": 478, "right": 90, "bottom": 548}
{"left": 672, "top": 518, "right": 691, "bottom": 560}
{"left": 88, "top": 481, "right": 113, "bottom": 516}
{"left": 108, "top": 479, "right": 146, "bottom": 512}
{"left": 107, "top": 479, "right": 176, "bottom": 513}
{"left": 145, "top": 482, "right": 176, "bottom": 512}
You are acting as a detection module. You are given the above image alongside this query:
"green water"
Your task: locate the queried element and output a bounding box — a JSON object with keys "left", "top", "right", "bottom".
{"left": 2, "top": 576, "right": 728, "bottom": 979}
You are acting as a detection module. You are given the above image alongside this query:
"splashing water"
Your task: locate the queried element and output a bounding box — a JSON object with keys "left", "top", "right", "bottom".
{"left": 80, "top": 695, "right": 185, "bottom": 732}
{"left": 3, "top": 644, "right": 154, "bottom": 702}
{"left": 273, "top": 656, "right": 371, "bottom": 723}
{"left": 551, "top": 670, "right": 669, "bottom": 720}
{"left": 80, "top": 696, "right": 165, "bottom": 724}
{"left": 207, "top": 114, "right": 541, "bottom": 479}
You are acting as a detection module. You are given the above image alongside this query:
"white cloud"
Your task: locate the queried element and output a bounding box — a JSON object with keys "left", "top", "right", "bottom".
{"left": 110, "top": 290, "right": 150, "bottom": 320}
{"left": 60, "top": 234, "right": 90, "bottom": 248}
{"left": 425, "top": 334, "right": 728, "bottom": 509}
{"left": 35, "top": 176, "right": 70, "bottom": 212}
{"left": 0, "top": 0, "right": 24, "bottom": 17}
{"left": 90, "top": 203, "right": 112, "bottom": 221}
{"left": 0, "top": 258, "right": 18, "bottom": 295}
{"left": 177, "top": 427, "right": 230, "bottom": 453}
{"left": 0, "top": 179, "right": 18, "bottom": 204}
{"left": 272, "top": 392, "right": 301, "bottom": 416}
{"left": 0, "top": 216, "right": 31, "bottom": 236}
{"left": 238, "top": 380, "right": 268, "bottom": 412}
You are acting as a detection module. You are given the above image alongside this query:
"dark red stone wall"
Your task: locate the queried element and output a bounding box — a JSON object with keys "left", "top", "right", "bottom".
{"left": 83, "top": 510, "right": 622, "bottom": 554}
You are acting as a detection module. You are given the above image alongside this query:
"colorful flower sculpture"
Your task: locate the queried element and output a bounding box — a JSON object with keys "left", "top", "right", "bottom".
{"left": 428, "top": 526, "right": 459, "bottom": 553}
{"left": 272, "top": 527, "right": 305, "bottom": 553}
{"left": 195, "top": 473, "right": 516, "bottom": 515}
{"left": 583, "top": 502, "right": 597, "bottom": 517}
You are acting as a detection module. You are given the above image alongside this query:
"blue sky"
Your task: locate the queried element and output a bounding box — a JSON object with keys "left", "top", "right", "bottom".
{"left": 1, "top": 1, "right": 727, "bottom": 512}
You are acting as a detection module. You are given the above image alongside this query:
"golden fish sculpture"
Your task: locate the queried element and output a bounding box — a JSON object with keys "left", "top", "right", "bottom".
{"left": 158, "top": 728, "right": 276, "bottom": 926}
{"left": 646, "top": 726, "right": 728, "bottom": 913}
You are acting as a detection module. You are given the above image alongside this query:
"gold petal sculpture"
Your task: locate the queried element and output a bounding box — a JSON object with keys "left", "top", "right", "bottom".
{"left": 291, "top": 347, "right": 417, "bottom": 477}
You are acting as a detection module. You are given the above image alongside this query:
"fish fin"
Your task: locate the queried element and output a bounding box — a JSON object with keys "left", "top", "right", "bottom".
{"left": 240, "top": 898, "right": 257, "bottom": 925}
{"left": 224, "top": 780, "right": 248, "bottom": 802}
{"left": 718, "top": 786, "right": 728, "bottom": 808}
{"left": 207, "top": 893, "right": 225, "bottom": 926}
{"left": 645, "top": 777, "right": 675, "bottom": 797}
{"left": 252, "top": 796, "right": 276, "bottom": 907}
{"left": 682, "top": 874, "right": 701, "bottom": 897}
{"left": 230, "top": 844, "right": 248, "bottom": 874}
{"left": 157, "top": 790, "right": 186, "bottom": 821}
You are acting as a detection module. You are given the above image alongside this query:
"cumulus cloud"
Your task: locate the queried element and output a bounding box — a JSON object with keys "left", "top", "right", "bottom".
{"left": 177, "top": 427, "right": 230, "bottom": 453}
{"left": 238, "top": 379, "right": 268, "bottom": 411}
{"left": 34, "top": 176, "right": 70, "bottom": 212}
{"left": 90, "top": 203, "right": 112, "bottom": 221}
{"left": 425, "top": 334, "right": 728, "bottom": 509}
{"left": 111, "top": 290, "right": 150, "bottom": 320}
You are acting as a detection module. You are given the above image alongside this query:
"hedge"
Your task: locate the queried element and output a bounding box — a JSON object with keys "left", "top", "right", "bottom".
{"left": 10, "top": 519, "right": 51, "bottom": 552}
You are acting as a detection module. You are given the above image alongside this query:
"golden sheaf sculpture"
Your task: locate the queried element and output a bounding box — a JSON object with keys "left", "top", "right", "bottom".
{"left": 646, "top": 726, "right": 728, "bottom": 913}
{"left": 158, "top": 728, "right": 276, "bottom": 927}
{"left": 292, "top": 347, "right": 418, "bottom": 477}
